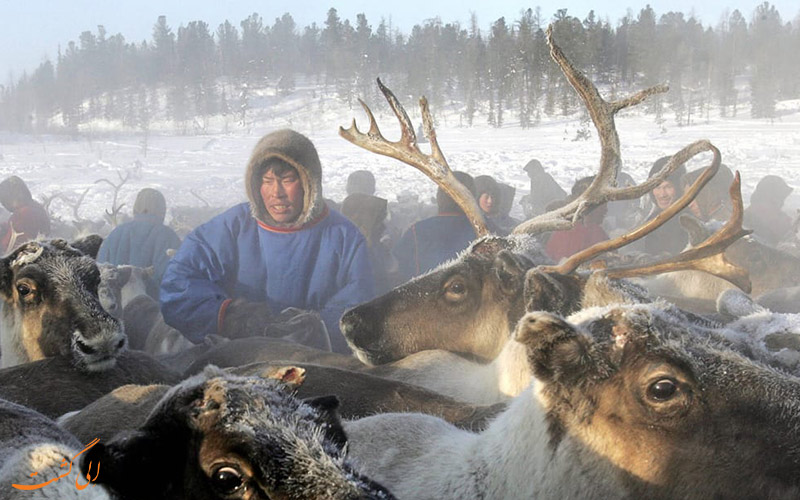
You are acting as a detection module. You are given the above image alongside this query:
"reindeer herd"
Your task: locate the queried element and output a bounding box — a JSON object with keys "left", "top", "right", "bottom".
{"left": 3, "top": 25, "right": 800, "bottom": 500}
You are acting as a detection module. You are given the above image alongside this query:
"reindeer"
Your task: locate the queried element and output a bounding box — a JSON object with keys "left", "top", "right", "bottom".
{"left": 60, "top": 361, "right": 505, "bottom": 444}
{"left": 0, "top": 237, "right": 127, "bottom": 371}
{"left": 345, "top": 299, "right": 800, "bottom": 499}
{"left": 0, "top": 350, "right": 182, "bottom": 418}
{"left": 338, "top": 26, "right": 748, "bottom": 371}
{"left": 80, "top": 366, "right": 397, "bottom": 500}
{"left": 637, "top": 214, "right": 800, "bottom": 314}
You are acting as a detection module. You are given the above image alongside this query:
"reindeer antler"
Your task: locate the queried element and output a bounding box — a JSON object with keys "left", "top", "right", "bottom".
{"left": 602, "top": 171, "right": 752, "bottom": 292}
{"left": 339, "top": 78, "right": 489, "bottom": 237}
{"left": 511, "top": 26, "right": 709, "bottom": 236}
{"left": 95, "top": 171, "right": 130, "bottom": 227}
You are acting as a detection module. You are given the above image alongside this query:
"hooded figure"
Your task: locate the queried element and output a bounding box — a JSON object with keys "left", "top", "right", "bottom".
{"left": 642, "top": 156, "right": 689, "bottom": 256}
{"left": 681, "top": 164, "right": 735, "bottom": 223}
{"left": 97, "top": 188, "right": 182, "bottom": 299}
{"left": 341, "top": 192, "right": 397, "bottom": 294}
{"left": 744, "top": 174, "right": 793, "bottom": 246}
{"left": 0, "top": 175, "right": 50, "bottom": 253}
{"left": 160, "top": 129, "right": 375, "bottom": 353}
{"left": 346, "top": 170, "right": 376, "bottom": 197}
{"left": 519, "top": 159, "right": 568, "bottom": 219}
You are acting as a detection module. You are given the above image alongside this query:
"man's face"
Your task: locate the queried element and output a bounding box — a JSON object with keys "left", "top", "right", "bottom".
{"left": 652, "top": 180, "right": 677, "bottom": 210}
{"left": 479, "top": 192, "right": 494, "bottom": 214}
{"left": 260, "top": 167, "right": 305, "bottom": 224}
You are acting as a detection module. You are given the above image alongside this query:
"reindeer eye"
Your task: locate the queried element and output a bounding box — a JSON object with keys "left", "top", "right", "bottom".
{"left": 211, "top": 466, "right": 244, "bottom": 495}
{"left": 443, "top": 279, "right": 467, "bottom": 302}
{"left": 647, "top": 378, "right": 678, "bottom": 401}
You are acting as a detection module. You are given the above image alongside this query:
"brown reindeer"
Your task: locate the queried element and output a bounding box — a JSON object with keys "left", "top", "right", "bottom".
{"left": 344, "top": 299, "right": 800, "bottom": 500}
{"left": 0, "top": 237, "right": 127, "bottom": 371}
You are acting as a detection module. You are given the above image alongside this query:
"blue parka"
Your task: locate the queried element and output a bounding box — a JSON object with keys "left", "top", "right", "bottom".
{"left": 97, "top": 214, "right": 182, "bottom": 297}
{"left": 160, "top": 130, "right": 375, "bottom": 353}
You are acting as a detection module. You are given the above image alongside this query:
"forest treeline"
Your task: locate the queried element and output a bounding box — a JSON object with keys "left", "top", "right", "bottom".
{"left": 1, "top": 2, "right": 798, "bottom": 134}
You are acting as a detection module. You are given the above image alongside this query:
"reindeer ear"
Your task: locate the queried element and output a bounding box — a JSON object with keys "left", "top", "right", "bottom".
{"left": 469, "top": 235, "right": 514, "bottom": 259}
{"left": 492, "top": 250, "right": 527, "bottom": 296}
{"left": 679, "top": 214, "right": 712, "bottom": 246}
{"left": 523, "top": 268, "right": 583, "bottom": 315}
{"left": 71, "top": 234, "right": 103, "bottom": 258}
{"left": 514, "top": 311, "right": 589, "bottom": 384}
{"left": 305, "top": 395, "right": 348, "bottom": 451}
{"left": 82, "top": 430, "right": 179, "bottom": 497}
{"left": 257, "top": 365, "right": 307, "bottom": 389}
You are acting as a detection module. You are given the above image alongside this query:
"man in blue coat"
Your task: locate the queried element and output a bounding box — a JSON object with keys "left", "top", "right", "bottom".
{"left": 97, "top": 187, "right": 181, "bottom": 299}
{"left": 160, "top": 129, "right": 375, "bottom": 354}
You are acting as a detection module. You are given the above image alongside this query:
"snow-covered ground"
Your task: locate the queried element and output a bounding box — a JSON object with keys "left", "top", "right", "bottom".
{"left": 1, "top": 83, "right": 799, "bottom": 231}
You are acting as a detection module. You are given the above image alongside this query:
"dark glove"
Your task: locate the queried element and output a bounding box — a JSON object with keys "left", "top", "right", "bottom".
{"left": 219, "top": 299, "right": 272, "bottom": 339}
{"left": 264, "top": 308, "right": 332, "bottom": 352}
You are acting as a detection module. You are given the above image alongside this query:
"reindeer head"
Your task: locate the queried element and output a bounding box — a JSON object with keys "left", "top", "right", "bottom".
{"left": 0, "top": 237, "right": 127, "bottom": 371}
{"left": 83, "top": 366, "right": 396, "bottom": 499}
{"left": 516, "top": 303, "right": 800, "bottom": 499}
{"left": 341, "top": 235, "right": 544, "bottom": 364}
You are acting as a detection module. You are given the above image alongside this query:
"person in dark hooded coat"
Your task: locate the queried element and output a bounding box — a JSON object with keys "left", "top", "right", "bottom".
{"left": 519, "top": 159, "right": 568, "bottom": 219}
{"left": 160, "top": 129, "right": 375, "bottom": 353}
{"left": 97, "top": 188, "right": 182, "bottom": 299}
{"left": 642, "top": 156, "right": 688, "bottom": 256}
{"left": 341, "top": 192, "right": 398, "bottom": 295}
{"left": 744, "top": 174, "right": 794, "bottom": 246}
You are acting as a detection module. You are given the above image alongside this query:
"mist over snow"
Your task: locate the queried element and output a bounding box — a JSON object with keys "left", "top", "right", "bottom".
{"left": 1, "top": 81, "right": 799, "bottom": 231}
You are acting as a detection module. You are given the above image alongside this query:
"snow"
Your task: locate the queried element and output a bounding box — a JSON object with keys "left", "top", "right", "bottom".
{"left": 1, "top": 83, "right": 799, "bottom": 231}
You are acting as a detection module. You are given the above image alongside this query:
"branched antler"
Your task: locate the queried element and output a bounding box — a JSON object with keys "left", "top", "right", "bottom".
{"left": 512, "top": 26, "right": 686, "bottom": 236}
{"left": 95, "top": 171, "right": 131, "bottom": 226}
{"left": 602, "top": 171, "right": 752, "bottom": 292}
{"left": 339, "top": 78, "right": 489, "bottom": 237}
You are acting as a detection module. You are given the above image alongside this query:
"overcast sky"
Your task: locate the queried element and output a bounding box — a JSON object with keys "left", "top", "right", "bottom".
{"left": 3, "top": 0, "right": 799, "bottom": 83}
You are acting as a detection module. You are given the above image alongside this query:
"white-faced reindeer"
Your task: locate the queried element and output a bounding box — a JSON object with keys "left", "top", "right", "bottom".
{"left": 338, "top": 26, "right": 749, "bottom": 379}
{"left": 0, "top": 237, "right": 127, "bottom": 371}
{"left": 345, "top": 300, "right": 800, "bottom": 500}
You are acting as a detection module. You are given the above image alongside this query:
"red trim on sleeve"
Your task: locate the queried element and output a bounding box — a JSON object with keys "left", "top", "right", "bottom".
{"left": 217, "top": 298, "right": 234, "bottom": 334}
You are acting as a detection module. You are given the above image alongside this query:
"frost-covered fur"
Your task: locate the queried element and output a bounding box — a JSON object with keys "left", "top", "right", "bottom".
{"left": 346, "top": 303, "right": 800, "bottom": 499}
{"left": 0, "top": 398, "right": 111, "bottom": 499}
{"left": 82, "top": 365, "right": 395, "bottom": 499}
{"left": 716, "top": 289, "right": 800, "bottom": 374}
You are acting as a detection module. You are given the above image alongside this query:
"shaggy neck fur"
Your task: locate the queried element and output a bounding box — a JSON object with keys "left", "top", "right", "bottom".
{"left": 346, "top": 381, "right": 626, "bottom": 499}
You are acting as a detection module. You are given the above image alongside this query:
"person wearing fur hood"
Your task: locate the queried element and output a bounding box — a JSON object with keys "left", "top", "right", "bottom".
{"left": 160, "top": 129, "right": 375, "bottom": 353}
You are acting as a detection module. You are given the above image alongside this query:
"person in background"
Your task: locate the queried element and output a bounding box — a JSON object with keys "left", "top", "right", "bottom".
{"left": 393, "top": 171, "right": 482, "bottom": 281}
{"left": 160, "top": 129, "right": 375, "bottom": 353}
{"left": 96, "top": 188, "right": 182, "bottom": 299}
{"left": 744, "top": 174, "right": 794, "bottom": 246}
{"left": 0, "top": 175, "right": 50, "bottom": 253}
{"left": 474, "top": 175, "right": 499, "bottom": 217}
{"left": 642, "top": 156, "right": 688, "bottom": 256}
{"left": 519, "top": 159, "right": 567, "bottom": 219}
{"left": 492, "top": 182, "right": 522, "bottom": 235}
{"left": 681, "top": 164, "right": 734, "bottom": 223}
{"left": 346, "top": 169, "right": 376, "bottom": 197}
{"left": 544, "top": 176, "right": 609, "bottom": 261}
{"left": 341, "top": 192, "right": 398, "bottom": 295}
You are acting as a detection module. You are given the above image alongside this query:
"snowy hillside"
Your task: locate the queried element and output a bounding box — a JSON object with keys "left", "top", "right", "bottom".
{"left": 1, "top": 81, "right": 799, "bottom": 232}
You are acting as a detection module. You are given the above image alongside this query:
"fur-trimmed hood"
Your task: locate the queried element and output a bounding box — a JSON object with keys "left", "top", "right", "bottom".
{"left": 244, "top": 129, "right": 325, "bottom": 229}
